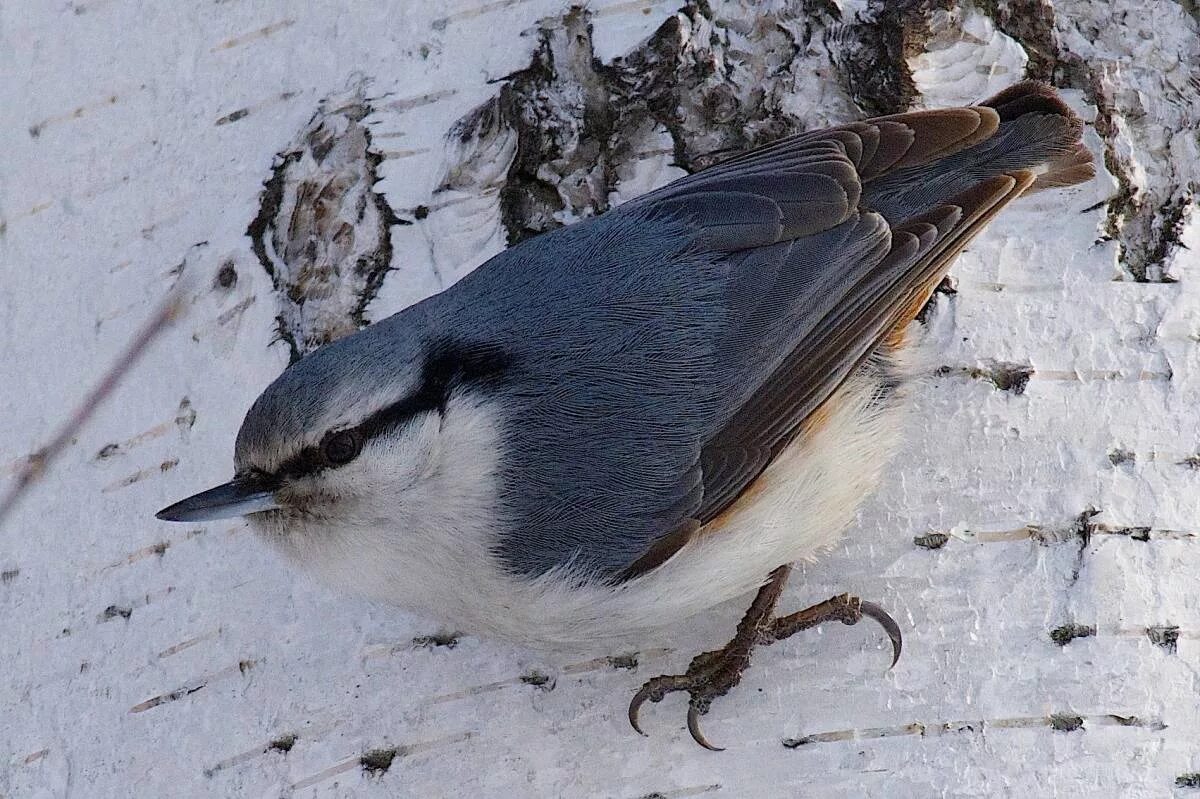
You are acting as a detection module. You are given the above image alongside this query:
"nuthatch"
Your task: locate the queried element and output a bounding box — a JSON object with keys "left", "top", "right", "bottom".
{"left": 159, "top": 82, "right": 1093, "bottom": 750}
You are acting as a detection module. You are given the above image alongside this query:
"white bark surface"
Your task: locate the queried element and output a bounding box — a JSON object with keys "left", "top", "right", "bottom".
{"left": 3, "top": 1, "right": 1199, "bottom": 797}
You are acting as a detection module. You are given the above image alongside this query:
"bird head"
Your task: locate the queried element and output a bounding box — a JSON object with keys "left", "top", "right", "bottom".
{"left": 156, "top": 310, "right": 509, "bottom": 547}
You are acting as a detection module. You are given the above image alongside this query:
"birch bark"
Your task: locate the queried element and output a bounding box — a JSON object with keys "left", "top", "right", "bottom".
{"left": 3, "top": 1, "right": 1198, "bottom": 797}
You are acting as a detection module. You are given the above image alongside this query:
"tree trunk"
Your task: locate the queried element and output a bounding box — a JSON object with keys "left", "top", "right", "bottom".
{"left": 4, "top": 1, "right": 1198, "bottom": 796}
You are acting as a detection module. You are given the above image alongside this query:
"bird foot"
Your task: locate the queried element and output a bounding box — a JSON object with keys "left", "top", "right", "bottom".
{"left": 767, "top": 593, "right": 903, "bottom": 668}
{"left": 628, "top": 633, "right": 755, "bottom": 751}
{"left": 628, "top": 585, "right": 902, "bottom": 751}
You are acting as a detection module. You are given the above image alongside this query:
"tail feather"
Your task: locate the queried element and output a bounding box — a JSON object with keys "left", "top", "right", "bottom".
{"left": 982, "top": 81, "right": 1095, "bottom": 190}
{"left": 983, "top": 80, "right": 1075, "bottom": 120}
{"left": 862, "top": 81, "right": 1094, "bottom": 222}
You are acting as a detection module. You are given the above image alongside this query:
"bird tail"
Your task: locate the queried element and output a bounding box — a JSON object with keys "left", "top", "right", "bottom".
{"left": 850, "top": 82, "right": 1094, "bottom": 346}
{"left": 861, "top": 81, "right": 1095, "bottom": 224}
{"left": 980, "top": 81, "right": 1096, "bottom": 191}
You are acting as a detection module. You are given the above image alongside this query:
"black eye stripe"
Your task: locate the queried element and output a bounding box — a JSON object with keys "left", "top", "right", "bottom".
{"left": 276, "top": 445, "right": 326, "bottom": 478}
{"left": 273, "top": 338, "right": 510, "bottom": 479}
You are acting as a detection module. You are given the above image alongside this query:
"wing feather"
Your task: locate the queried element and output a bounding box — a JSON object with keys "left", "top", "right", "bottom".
{"left": 617, "top": 83, "right": 1091, "bottom": 578}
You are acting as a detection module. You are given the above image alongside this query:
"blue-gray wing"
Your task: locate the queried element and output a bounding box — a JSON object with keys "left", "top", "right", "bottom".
{"left": 673, "top": 84, "right": 1090, "bottom": 538}
{"left": 475, "top": 82, "right": 1090, "bottom": 579}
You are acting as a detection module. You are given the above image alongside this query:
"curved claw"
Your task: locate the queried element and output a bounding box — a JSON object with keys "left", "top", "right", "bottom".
{"left": 687, "top": 705, "right": 725, "bottom": 752}
{"left": 628, "top": 686, "right": 654, "bottom": 737}
{"left": 858, "top": 600, "right": 903, "bottom": 669}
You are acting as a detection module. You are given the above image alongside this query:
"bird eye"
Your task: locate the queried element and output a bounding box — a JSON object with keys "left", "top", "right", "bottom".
{"left": 320, "top": 430, "right": 363, "bottom": 466}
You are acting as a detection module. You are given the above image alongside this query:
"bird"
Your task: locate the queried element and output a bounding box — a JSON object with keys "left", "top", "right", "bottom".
{"left": 158, "top": 81, "right": 1094, "bottom": 750}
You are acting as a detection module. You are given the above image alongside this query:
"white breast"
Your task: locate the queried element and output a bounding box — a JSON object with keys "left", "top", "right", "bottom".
{"left": 255, "top": 352, "right": 914, "bottom": 653}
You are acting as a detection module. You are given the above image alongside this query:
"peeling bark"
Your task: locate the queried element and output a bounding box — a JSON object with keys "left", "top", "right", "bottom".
{"left": 449, "top": 0, "right": 1027, "bottom": 250}
{"left": 236, "top": 0, "right": 1197, "bottom": 345}
{"left": 247, "top": 76, "right": 408, "bottom": 361}
{"left": 1033, "top": 2, "right": 1198, "bottom": 282}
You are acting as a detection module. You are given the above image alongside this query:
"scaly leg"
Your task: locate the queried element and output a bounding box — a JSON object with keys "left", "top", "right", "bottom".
{"left": 628, "top": 565, "right": 902, "bottom": 751}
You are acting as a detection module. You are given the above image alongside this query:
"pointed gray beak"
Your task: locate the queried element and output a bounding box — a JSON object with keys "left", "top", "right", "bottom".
{"left": 156, "top": 475, "right": 281, "bottom": 522}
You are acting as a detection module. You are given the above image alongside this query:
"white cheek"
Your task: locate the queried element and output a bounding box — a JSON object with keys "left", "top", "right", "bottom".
{"left": 255, "top": 393, "right": 507, "bottom": 621}
{"left": 319, "top": 414, "right": 443, "bottom": 511}
{"left": 365, "top": 415, "right": 442, "bottom": 485}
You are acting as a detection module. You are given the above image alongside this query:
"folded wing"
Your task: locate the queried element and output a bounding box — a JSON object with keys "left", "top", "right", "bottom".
{"left": 618, "top": 81, "right": 1092, "bottom": 577}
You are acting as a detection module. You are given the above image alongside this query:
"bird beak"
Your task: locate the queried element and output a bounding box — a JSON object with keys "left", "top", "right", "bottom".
{"left": 155, "top": 475, "right": 281, "bottom": 522}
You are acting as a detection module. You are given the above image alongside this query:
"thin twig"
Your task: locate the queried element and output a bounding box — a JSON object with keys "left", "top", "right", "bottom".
{"left": 0, "top": 289, "right": 187, "bottom": 528}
